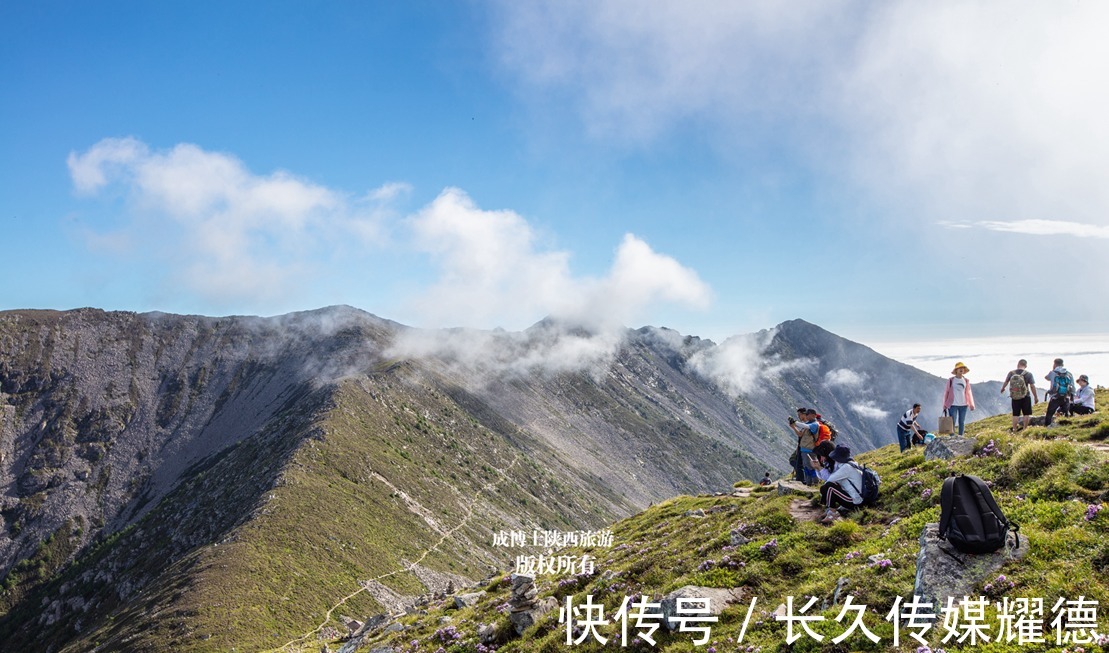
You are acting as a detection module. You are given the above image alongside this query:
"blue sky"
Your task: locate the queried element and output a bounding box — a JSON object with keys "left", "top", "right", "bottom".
{"left": 2, "top": 1, "right": 1107, "bottom": 348}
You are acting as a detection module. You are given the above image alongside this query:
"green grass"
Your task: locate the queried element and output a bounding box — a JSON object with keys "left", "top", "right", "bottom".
{"left": 356, "top": 389, "right": 1109, "bottom": 653}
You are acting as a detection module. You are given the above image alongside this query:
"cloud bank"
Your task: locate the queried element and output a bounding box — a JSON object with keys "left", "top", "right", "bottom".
{"left": 407, "top": 188, "right": 711, "bottom": 330}
{"left": 688, "top": 328, "right": 816, "bottom": 397}
{"left": 391, "top": 188, "right": 712, "bottom": 376}
{"left": 825, "top": 368, "right": 866, "bottom": 390}
{"left": 850, "top": 401, "right": 889, "bottom": 421}
{"left": 492, "top": 1, "right": 1109, "bottom": 283}
{"left": 68, "top": 137, "right": 396, "bottom": 306}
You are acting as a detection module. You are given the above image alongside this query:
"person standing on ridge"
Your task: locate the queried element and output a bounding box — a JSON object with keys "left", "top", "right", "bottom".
{"left": 942, "top": 362, "right": 975, "bottom": 435}
{"left": 1044, "top": 358, "right": 1075, "bottom": 427}
{"left": 1000, "top": 359, "right": 1038, "bottom": 431}
{"left": 788, "top": 409, "right": 820, "bottom": 485}
{"left": 1072, "top": 375, "right": 1096, "bottom": 415}
{"left": 788, "top": 407, "right": 808, "bottom": 482}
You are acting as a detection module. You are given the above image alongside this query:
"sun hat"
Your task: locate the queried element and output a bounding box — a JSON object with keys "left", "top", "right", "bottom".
{"left": 951, "top": 362, "right": 970, "bottom": 374}
{"left": 828, "top": 445, "right": 852, "bottom": 464}
{"left": 1078, "top": 374, "right": 1089, "bottom": 383}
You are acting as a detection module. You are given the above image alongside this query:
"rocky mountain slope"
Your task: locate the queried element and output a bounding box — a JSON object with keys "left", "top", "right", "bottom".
{"left": 0, "top": 307, "right": 1007, "bottom": 651}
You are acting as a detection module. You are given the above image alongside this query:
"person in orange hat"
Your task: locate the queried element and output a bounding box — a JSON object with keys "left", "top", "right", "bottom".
{"left": 942, "top": 362, "right": 975, "bottom": 435}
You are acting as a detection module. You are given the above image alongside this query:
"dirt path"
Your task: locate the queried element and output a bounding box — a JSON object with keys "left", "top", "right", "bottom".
{"left": 788, "top": 498, "right": 826, "bottom": 523}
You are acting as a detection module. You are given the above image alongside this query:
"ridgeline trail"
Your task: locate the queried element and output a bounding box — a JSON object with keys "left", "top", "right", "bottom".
{"left": 269, "top": 454, "right": 522, "bottom": 653}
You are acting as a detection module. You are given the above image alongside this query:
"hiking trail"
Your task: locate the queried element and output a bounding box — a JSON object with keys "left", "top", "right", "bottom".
{"left": 268, "top": 454, "right": 522, "bottom": 653}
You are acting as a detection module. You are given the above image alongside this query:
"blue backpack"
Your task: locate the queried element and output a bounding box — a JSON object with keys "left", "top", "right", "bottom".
{"left": 1053, "top": 371, "right": 1074, "bottom": 398}
{"left": 847, "top": 462, "right": 881, "bottom": 506}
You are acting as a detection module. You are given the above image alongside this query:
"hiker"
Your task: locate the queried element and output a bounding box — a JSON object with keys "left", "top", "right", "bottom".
{"left": 810, "top": 440, "right": 835, "bottom": 479}
{"left": 1044, "top": 358, "right": 1076, "bottom": 426}
{"left": 942, "top": 362, "right": 975, "bottom": 435}
{"left": 788, "top": 409, "right": 821, "bottom": 486}
{"left": 895, "top": 403, "right": 925, "bottom": 452}
{"left": 1072, "top": 375, "right": 1096, "bottom": 415}
{"left": 788, "top": 407, "right": 808, "bottom": 482}
{"left": 1000, "top": 359, "right": 1038, "bottom": 431}
{"left": 760, "top": 471, "right": 773, "bottom": 486}
{"left": 807, "top": 409, "right": 834, "bottom": 445}
{"left": 817, "top": 444, "right": 863, "bottom": 524}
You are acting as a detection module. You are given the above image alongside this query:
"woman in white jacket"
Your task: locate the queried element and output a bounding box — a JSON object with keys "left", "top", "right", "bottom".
{"left": 816, "top": 444, "right": 864, "bottom": 524}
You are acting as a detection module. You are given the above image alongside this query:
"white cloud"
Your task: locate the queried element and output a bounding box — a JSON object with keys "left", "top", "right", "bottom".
{"left": 850, "top": 401, "right": 889, "bottom": 420}
{"left": 388, "top": 324, "right": 625, "bottom": 382}
{"left": 493, "top": 1, "right": 846, "bottom": 143}
{"left": 68, "top": 137, "right": 399, "bottom": 306}
{"left": 688, "top": 328, "right": 815, "bottom": 397}
{"left": 825, "top": 368, "right": 866, "bottom": 389}
{"left": 974, "top": 220, "right": 1109, "bottom": 240}
{"left": 393, "top": 188, "right": 712, "bottom": 377}
{"left": 407, "top": 188, "right": 710, "bottom": 330}
{"left": 492, "top": 1, "right": 1109, "bottom": 279}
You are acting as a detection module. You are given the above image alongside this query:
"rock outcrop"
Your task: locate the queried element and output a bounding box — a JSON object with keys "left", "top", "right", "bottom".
{"left": 924, "top": 435, "right": 978, "bottom": 460}
{"left": 913, "top": 522, "right": 1027, "bottom": 608}
{"left": 660, "top": 586, "right": 746, "bottom": 630}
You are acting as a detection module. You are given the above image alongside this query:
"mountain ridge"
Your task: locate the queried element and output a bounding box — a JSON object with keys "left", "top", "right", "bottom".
{"left": 0, "top": 306, "right": 1007, "bottom": 651}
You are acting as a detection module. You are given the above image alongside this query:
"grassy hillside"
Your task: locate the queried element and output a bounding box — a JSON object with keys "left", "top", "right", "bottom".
{"left": 351, "top": 389, "right": 1109, "bottom": 653}
{"left": 2, "top": 362, "right": 644, "bottom": 652}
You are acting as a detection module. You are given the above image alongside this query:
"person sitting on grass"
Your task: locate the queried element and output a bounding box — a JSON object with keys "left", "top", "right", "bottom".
{"left": 816, "top": 444, "right": 863, "bottom": 524}
{"left": 1073, "top": 375, "right": 1096, "bottom": 415}
{"left": 760, "top": 471, "right": 773, "bottom": 486}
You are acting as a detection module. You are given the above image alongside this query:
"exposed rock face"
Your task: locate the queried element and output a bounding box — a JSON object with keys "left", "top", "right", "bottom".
{"left": 924, "top": 435, "right": 978, "bottom": 461}
{"left": 913, "top": 522, "right": 1027, "bottom": 608}
{"left": 452, "top": 592, "right": 482, "bottom": 609}
{"left": 660, "top": 586, "right": 746, "bottom": 630}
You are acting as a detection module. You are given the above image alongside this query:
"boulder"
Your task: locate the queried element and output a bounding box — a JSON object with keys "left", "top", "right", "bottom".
{"left": 924, "top": 436, "right": 977, "bottom": 461}
{"left": 453, "top": 592, "right": 483, "bottom": 609}
{"left": 913, "top": 522, "right": 1027, "bottom": 609}
{"left": 660, "top": 586, "right": 745, "bottom": 631}
{"left": 729, "top": 529, "right": 749, "bottom": 546}
{"left": 508, "top": 596, "right": 557, "bottom": 635}
{"left": 683, "top": 509, "right": 706, "bottom": 518}
{"left": 477, "top": 623, "right": 496, "bottom": 644}
{"left": 776, "top": 481, "right": 816, "bottom": 497}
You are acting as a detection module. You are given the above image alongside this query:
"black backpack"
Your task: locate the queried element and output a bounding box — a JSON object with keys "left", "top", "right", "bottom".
{"left": 939, "top": 474, "right": 1019, "bottom": 554}
{"left": 846, "top": 462, "right": 881, "bottom": 506}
